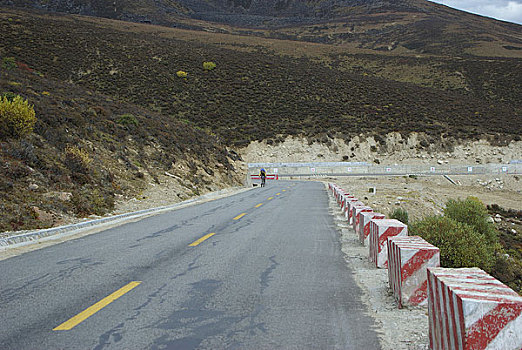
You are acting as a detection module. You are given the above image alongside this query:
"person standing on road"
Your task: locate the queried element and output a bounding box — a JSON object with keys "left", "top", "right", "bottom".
{"left": 260, "top": 168, "right": 266, "bottom": 187}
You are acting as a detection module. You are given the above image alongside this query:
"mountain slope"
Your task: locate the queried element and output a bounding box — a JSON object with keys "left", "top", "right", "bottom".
{"left": 1, "top": 7, "right": 520, "bottom": 148}
{"left": 2, "top": 0, "right": 522, "bottom": 57}
{"left": 0, "top": 58, "right": 243, "bottom": 232}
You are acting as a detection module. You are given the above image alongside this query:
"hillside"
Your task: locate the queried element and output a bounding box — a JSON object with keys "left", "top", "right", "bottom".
{"left": 1, "top": 7, "right": 521, "bottom": 146}
{"left": 0, "top": 5, "right": 521, "bottom": 232}
{"left": 0, "top": 60, "right": 243, "bottom": 232}
{"left": 3, "top": 0, "right": 522, "bottom": 57}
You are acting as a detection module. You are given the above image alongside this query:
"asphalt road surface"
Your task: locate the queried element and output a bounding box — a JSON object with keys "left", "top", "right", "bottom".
{"left": 0, "top": 181, "right": 381, "bottom": 349}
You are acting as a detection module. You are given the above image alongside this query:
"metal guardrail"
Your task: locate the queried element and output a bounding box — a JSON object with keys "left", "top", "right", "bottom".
{"left": 247, "top": 162, "right": 521, "bottom": 177}
{"left": 248, "top": 162, "right": 368, "bottom": 168}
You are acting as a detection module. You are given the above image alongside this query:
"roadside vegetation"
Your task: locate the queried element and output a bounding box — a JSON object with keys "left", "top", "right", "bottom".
{"left": 409, "top": 197, "right": 522, "bottom": 294}
{"left": 389, "top": 208, "right": 408, "bottom": 225}
{"left": 0, "top": 65, "right": 242, "bottom": 232}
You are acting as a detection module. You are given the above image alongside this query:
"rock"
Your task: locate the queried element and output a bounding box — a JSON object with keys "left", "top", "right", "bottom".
{"left": 395, "top": 201, "right": 401, "bottom": 205}
{"left": 511, "top": 229, "right": 518, "bottom": 234}
{"left": 487, "top": 216, "right": 495, "bottom": 223}
{"left": 494, "top": 217, "right": 502, "bottom": 223}
{"left": 31, "top": 206, "right": 54, "bottom": 222}
{"left": 437, "top": 160, "right": 443, "bottom": 165}
{"left": 495, "top": 214, "right": 502, "bottom": 218}
{"left": 29, "top": 183, "right": 39, "bottom": 191}
{"left": 43, "top": 191, "right": 73, "bottom": 201}
{"left": 397, "top": 196, "right": 404, "bottom": 200}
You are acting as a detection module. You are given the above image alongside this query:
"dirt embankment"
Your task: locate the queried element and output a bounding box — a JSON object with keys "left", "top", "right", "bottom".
{"left": 241, "top": 133, "right": 522, "bottom": 214}
{"left": 241, "top": 133, "right": 522, "bottom": 165}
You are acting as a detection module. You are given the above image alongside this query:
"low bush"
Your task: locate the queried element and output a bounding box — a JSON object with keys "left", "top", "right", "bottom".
{"left": 176, "top": 70, "right": 188, "bottom": 78}
{"left": 1, "top": 91, "right": 17, "bottom": 101}
{"left": 0, "top": 95, "right": 37, "bottom": 138}
{"left": 117, "top": 113, "right": 139, "bottom": 127}
{"left": 410, "top": 216, "right": 495, "bottom": 272}
{"left": 64, "top": 145, "right": 92, "bottom": 174}
{"left": 2, "top": 57, "right": 16, "bottom": 70}
{"left": 71, "top": 187, "right": 114, "bottom": 216}
{"left": 203, "top": 61, "right": 216, "bottom": 71}
{"left": 390, "top": 207, "right": 409, "bottom": 225}
{"left": 444, "top": 197, "right": 499, "bottom": 246}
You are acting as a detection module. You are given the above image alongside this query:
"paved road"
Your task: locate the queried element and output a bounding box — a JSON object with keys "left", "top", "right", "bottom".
{"left": 0, "top": 181, "right": 381, "bottom": 349}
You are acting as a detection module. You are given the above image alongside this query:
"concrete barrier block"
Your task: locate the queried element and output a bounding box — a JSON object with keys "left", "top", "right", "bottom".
{"left": 336, "top": 188, "right": 346, "bottom": 204}
{"left": 344, "top": 198, "right": 359, "bottom": 220}
{"left": 358, "top": 212, "right": 386, "bottom": 245}
{"left": 427, "top": 267, "right": 522, "bottom": 350}
{"left": 348, "top": 200, "right": 365, "bottom": 224}
{"left": 341, "top": 194, "right": 355, "bottom": 212}
{"left": 369, "top": 219, "right": 407, "bottom": 268}
{"left": 353, "top": 206, "right": 373, "bottom": 233}
{"left": 387, "top": 236, "right": 440, "bottom": 308}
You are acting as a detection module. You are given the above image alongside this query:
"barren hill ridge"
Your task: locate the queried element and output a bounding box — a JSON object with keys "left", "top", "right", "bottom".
{"left": 3, "top": 0, "right": 522, "bottom": 56}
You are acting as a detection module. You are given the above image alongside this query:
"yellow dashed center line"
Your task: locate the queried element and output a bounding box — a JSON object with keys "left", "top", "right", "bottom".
{"left": 189, "top": 233, "right": 216, "bottom": 247}
{"left": 268, "top": 197, "right": 274, "bottom": 200}
{"left": 233, "top": 213, "right": 247, "bottom": 220}
{"left": 53, "top": 281, "right": 142, "bottom": 331}
{"left": 282, "top": 190, "right": 286, "bottom": 192}
{"left": 276, "top": 193, "right": 281, "bottom": 196}
{"left": 255, "top": 203, "right": 263, "bottom": 208}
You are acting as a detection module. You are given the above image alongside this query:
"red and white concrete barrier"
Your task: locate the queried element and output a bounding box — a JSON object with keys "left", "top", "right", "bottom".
{"left": 427, "top": 267, "right": 522, "bottom": 350}
{"left": 251, "top": 174, "right": 279, "bottom": 180}
{"left": 387, "top": 236, "right": 440, "bottom": 308}
{"left": 353, "top": 206, "right": 373, "bottom": 233}
{"left": 341, "top": 194, "right": 355, "bottom": 212}
{"left": 369, "top": 219, "right": 408, "bottom": 268}
{"left": 347, "top": 200, "right": 365, "bottom": 224}
{"left": 337, "top": 189, "right": 348, "bottom": 206}
{"left": 358, "top": 212, "right": 386, "bottom": 245}
{"left": 344, "top": 198, "right": 359, "bottom": 220}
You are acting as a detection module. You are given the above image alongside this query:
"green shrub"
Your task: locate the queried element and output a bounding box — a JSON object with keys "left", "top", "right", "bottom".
{"left": 176, "top": 70, "right": 188, "bottom": 78}
{"left": 64, "top": 145, "right": 92, "bottom": 174}
{"left": 410, "top": 216, "right": 495, "bottom": 272}
{"left": 117, "top": 113, "right": 139, "bottom": 127}
{"left": 2, "top": 57, "right": 16, "bottom": 70}
{"left": 444, "top": 197, "right": 499, "bottom": 246}
{"left": 0, "top": 95, "right": 37, "bottom": 138}
{"left": 72, "top": 187, "right": 114, "bottom": 216}
{"left": 203, "top": 61, "right": 216, "bottom": 71}
{"left": 1, "top": 91, "right": 17, "bottom": 101}
{"left": 390, "top": 208, "right": 409, "bottom": 225}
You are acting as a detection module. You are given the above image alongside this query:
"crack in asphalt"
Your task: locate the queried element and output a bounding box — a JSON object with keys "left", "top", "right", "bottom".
{"left": 0, "top": 257, "right": 103, "bottom": 304}
{"left": 260, "top": 255, "right": 278, "bottom": 294}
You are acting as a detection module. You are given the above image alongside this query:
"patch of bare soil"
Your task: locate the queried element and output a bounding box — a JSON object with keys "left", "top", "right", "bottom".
{"left": 242, "top": 133, "right": 522, "bottom": 165}
{"left": 330, "top": 174, "right": 521, "bottom": 222}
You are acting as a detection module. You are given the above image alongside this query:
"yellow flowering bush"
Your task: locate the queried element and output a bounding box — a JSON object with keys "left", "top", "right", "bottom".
{"left": 176, "top": 70, "right": 188, "bottom": 78}
{"left": 65, "top": 145, "right": 92, "bottom": 173}
{"left": 203, "top": 61, "right": 216, "bottom": 71}
{"left": 0, "top": 95, "right": 36, "bottom": 138}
